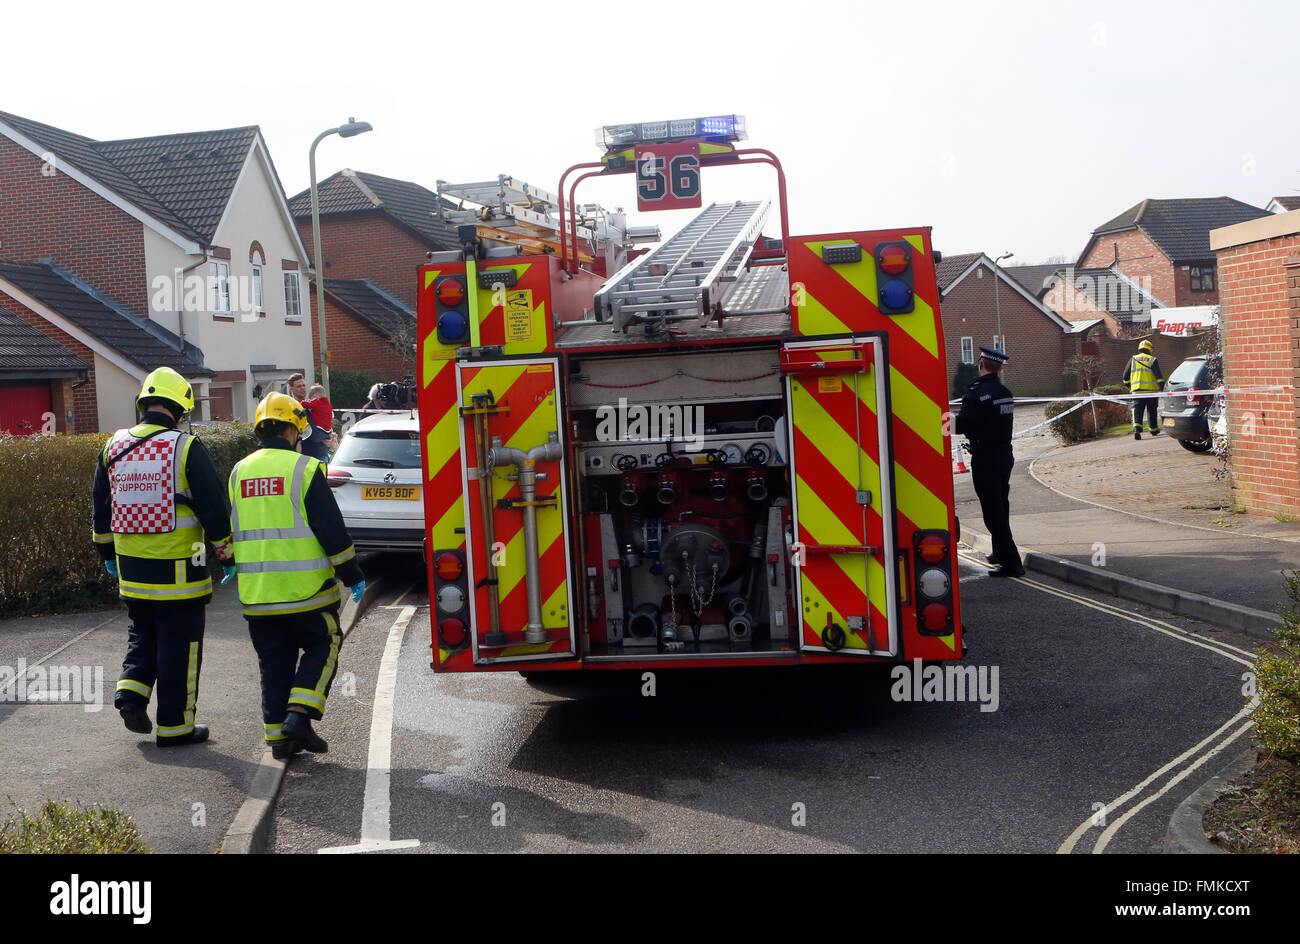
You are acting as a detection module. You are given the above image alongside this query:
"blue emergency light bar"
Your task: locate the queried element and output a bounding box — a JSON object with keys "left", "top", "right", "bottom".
{"left": 596, "top": 115, "right": 747, "bottom": 151}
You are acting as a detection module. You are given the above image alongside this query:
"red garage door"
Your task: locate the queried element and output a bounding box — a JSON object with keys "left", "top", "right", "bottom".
{"left": 0, "top": 382, "right": 53, "bottom": 435}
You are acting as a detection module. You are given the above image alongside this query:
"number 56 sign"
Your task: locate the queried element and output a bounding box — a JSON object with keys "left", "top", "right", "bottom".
{"left": 634, "top": 142, "right": 701, "bottom": 211}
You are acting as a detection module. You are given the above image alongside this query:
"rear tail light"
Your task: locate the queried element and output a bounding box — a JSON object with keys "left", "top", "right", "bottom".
{"left": 326, "top": 469, "right": 352, "bottom": 488}
{"left": 435, "top": 551, "right": 463, "bottom": 581}
{"left": 921, "top": 603, "right": 951, "bottom": 632}
{"left": 913, "top": 529, "right": 954, "bottom": 636}
{"left": 431, "top": 548, "right": 470, "bottom": 652}
{"left": 438, "top": 618, "right": 467, "bottom": 648}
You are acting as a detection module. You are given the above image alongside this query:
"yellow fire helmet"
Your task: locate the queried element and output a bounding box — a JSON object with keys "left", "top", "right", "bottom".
{"left": 1138, "top": 339, "right": 1154, "bottom": 353}
{"left": 254, "top": 391, "right": 309, "bottom": 435}
{"left": 137, "top": 366, "right": 195, "bottom": 414}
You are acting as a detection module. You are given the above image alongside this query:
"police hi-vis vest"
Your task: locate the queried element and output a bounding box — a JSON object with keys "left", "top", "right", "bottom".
{"left": 103, "top": 424, "right": 210, "bottom": 602}
{"left": 229, "top": 448, "right": 341, "bottom": 616}
{"left": 1128, "top": 353, "right": 1161, "bottom": 392}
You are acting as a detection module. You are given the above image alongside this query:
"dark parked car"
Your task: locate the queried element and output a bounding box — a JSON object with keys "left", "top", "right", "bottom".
{"left": 1158, "top": 353, "right": 1221, "bottom": 453}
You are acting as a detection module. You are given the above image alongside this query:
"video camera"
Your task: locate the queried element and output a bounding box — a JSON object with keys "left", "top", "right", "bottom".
{"left": 373, "top": 375, "right": 417, "bottom": 410}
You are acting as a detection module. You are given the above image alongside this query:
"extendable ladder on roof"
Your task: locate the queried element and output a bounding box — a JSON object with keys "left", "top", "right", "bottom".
{"left": 593, "top": 200, "right": 770, "bottom": 331}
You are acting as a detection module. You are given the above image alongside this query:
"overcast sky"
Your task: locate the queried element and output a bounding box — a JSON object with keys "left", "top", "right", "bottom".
{"left": 7, "top": 0, "right": 1297, "bottom": 264}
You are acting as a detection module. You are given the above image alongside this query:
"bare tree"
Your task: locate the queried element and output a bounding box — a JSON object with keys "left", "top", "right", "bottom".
{"left": 1065, "top": 352, "right": 1103, "bottom": 391}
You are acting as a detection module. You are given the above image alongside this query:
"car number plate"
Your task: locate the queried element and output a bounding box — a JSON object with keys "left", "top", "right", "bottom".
{"left": 361, "top": 485, "right": 419, "bottom": 500}
{"left": 1163, "top": 418, "right": 1175, "bottom": 427}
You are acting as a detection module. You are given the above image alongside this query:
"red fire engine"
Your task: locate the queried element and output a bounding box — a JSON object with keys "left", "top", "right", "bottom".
{"left": 417, "top": 115, "right": 962, "bottom": 672}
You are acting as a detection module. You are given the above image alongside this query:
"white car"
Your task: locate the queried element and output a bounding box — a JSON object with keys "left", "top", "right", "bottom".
{"left": 327, "top": 412, "right": 423, "bottom": 553}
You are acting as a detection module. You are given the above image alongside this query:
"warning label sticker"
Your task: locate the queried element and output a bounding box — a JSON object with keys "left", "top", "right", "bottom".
{"left": 817, "top": 376, "right": 843, "bottom": 394}
{"left": 505, "top": 289, "right": 534, "bottom": 342}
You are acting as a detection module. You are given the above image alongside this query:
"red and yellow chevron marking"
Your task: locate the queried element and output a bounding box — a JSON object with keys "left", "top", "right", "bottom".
{"left": 789, "top": 366, "right": 888, "bottom": 652}
{"left": 416, "top": 265, "right": 475, "bottom": 669}
{"left": 457, "top": 361, "right": 572, "bottom": 658}
{"left": 472, "top": 261, "right": 551, "bottom": 356}
{"left": 788, "top": 230, "right": 961, "bottom": 660}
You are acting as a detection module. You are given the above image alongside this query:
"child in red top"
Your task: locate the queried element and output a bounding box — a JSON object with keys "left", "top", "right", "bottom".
{"left": 301, "top": 384, "right": 334, "bottom": 432}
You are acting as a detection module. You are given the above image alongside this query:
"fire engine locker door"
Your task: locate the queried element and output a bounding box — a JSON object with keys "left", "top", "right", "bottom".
{"left": 455, "top": 357, "right": 577, "bottom": 665}
{"left": 783, "top": 337, "right": 898, "bottom": 657}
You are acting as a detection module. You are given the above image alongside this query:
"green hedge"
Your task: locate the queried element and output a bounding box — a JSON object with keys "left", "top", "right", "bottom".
{"left": 0, "top": 422, "right": 259, "bottom": 617}
{"left": 1044, "top": 395, "right": 1131, "bottom": 444}
{"left": 1256, "top": 572, "right": 1300, "bottom": 764}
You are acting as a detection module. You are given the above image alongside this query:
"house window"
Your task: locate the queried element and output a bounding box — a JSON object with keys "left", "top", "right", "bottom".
{"left": 993, "top": 335, "right": 1006, "bottom": 353}
{"left": 251, "top": 265, "right": 264, "bottom": 314}
{"left": 1190, "top": 265, "right": 1215, "bottom": 291}
{"left": 210, "top": 261, "right": 231, "bottom": 313}
{"left": 284, "top": 272, "right": 302, "bottom": 321}
{"left": 961, "top": 337, "right": 974, "bottom": 364}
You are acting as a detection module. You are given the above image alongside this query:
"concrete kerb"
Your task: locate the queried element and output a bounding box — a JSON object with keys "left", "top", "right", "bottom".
{"left": 219, "top": 575, "right": 389, "bottom": 854}
{"left": 1163, "top": 747, "right": 1257, "bottom": 855}
{"left": 960, "top": 526, "right": 1282, "bottom": 639}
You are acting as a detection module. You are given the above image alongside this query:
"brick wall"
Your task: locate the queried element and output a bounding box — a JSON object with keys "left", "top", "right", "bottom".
{"left": 307, "top": 287, "right": 408, "bottom": 383}
{"left": 0, "top": 133, "right": 148, "bottom": 315}
{"left": 0, "top": 288, "right": 99, "bottom": 433}
{"left": 1089, "top": 332, "right": 1207, "bottom": 388}
{"left": 1081, "top": 229, "right": 1177, "bottom": 307}
{"left": 1216, "top": 232, "right": 1300, "bottom": 515}
{"left": 940, "top": 266, "right": 1067, "bottom": 396}
{"left": 296, "top": 212, "right": 429, "bottom": 308}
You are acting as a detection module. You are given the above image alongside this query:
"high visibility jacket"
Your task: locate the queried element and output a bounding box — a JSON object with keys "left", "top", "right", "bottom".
{"left": 97, "top": 423, "right": 211, "bottom": 602}
{"left": 1124, "top": 353, "right": 1164, "bottom": 392}
{"left": 229, "top": 448, "right": 351, "bottom": 616}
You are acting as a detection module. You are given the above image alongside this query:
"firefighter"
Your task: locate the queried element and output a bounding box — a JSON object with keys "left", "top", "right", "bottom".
{"left": 955, "top": 347, "right": 1024, "bottom": 578}
{"left": 93, "top": 367, "right": 235, "bottom": 746}
{"left": 229, "top": 393, "right": 365, "bottom": 760}
{"left": 1123, "top": 339, "right": 1165, "bottom": 440}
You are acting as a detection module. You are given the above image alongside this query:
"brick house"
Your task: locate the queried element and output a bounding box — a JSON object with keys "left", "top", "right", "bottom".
{"left": 0, "top": 111, "right": 312, "bottom": 430}
{"left": 307, "top": 278, "right": 417, "bottom": 395}
{"left": 0, "top": 259, "right": 211, "bottom": 433}
{"left": 289, "top": 169, "right": 458, "bottom": 309}
{"left": 0, "top": 303, "right": 89, "bottom": 434}
{"left": 1210, "top": 210, "right": 1300, "bottom": 516}
{"left": 1078, "top": 197, "right": 1270, "bottom": 311}
{"left": 936, "top": 253, "right": 1073, "bottom": 395}
{"left": 1008, "top": 263, "right": 1164, "bottom": 338}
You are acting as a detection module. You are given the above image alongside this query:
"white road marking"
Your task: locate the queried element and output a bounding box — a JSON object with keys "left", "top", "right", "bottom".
{"left": 319, "top": 604, "right": 420, "bottom": 854}
{"left": 957, "top": 552, "right": 1258, "bottom": 853}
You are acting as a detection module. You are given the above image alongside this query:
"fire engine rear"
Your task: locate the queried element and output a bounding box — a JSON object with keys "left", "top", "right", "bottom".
{"left": 417, "top": 115, "right": 963, "bottom": 672}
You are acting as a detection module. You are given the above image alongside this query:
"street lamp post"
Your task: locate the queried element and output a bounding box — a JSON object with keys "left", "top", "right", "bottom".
{"left": 309, "top": 117, "right": 373, "bottom": 396}
{"left": 993, "top": 250, "right": 1014, "bottom": 351}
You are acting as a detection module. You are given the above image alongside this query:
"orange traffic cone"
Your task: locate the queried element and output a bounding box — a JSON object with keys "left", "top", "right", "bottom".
{"left": 954, "top": 444, "right": 969, "bottom": 474}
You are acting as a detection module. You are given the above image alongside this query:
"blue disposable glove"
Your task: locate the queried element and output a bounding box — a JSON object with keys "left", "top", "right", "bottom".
{"left": 221, "top": 564, "right": 236, "bottom": 585}
{"left": 104, "top": 560, "right": 118, "bottom": 578}
{"left": 351, "top": 580, "right": 366, "bottom": 603}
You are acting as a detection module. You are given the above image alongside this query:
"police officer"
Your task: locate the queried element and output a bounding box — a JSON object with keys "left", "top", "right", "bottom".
{"left": 955, "top": 347, "right": 1024, "bottom": 578}
{"left": 92, "top": 367, "right": 236, "bottom": 746}
{"left": 228, "top": 393, "right": 365, "bottom": 760}
{"left": 1122, "top": 339, "right": 1165, "bottom": 440}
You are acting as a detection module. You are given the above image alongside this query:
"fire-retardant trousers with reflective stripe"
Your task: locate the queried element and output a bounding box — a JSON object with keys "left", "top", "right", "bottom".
{"left": 247, "top": 607, "right": 342, "bottom": 743}
{"left": 1132, "top": 395, "right": 1159, "bottom": 433}
{"left": 114, "top": 599, "right": 205, "bottom": 741}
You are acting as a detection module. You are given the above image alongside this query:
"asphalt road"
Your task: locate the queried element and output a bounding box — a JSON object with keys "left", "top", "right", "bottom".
{"left": 268, "top": 551, "right": 1256, "bottom": 854}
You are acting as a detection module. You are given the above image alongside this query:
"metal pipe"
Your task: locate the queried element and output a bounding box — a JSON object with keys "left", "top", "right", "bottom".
{"left": 489, "top": 439, "right": 562, "bottom": 644}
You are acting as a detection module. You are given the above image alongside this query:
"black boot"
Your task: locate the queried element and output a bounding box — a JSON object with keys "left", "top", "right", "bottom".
{"left": 157, "top": 724, "right": 209, "bottom": 748}
{"left": 282, "top": 712, "right": 328, "bottom": 753}
{"left": 272, "top": 740, "right": 303, "bottom": 761}
{"left": 119, "top": 705, "right": 152, "bottom": 734}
